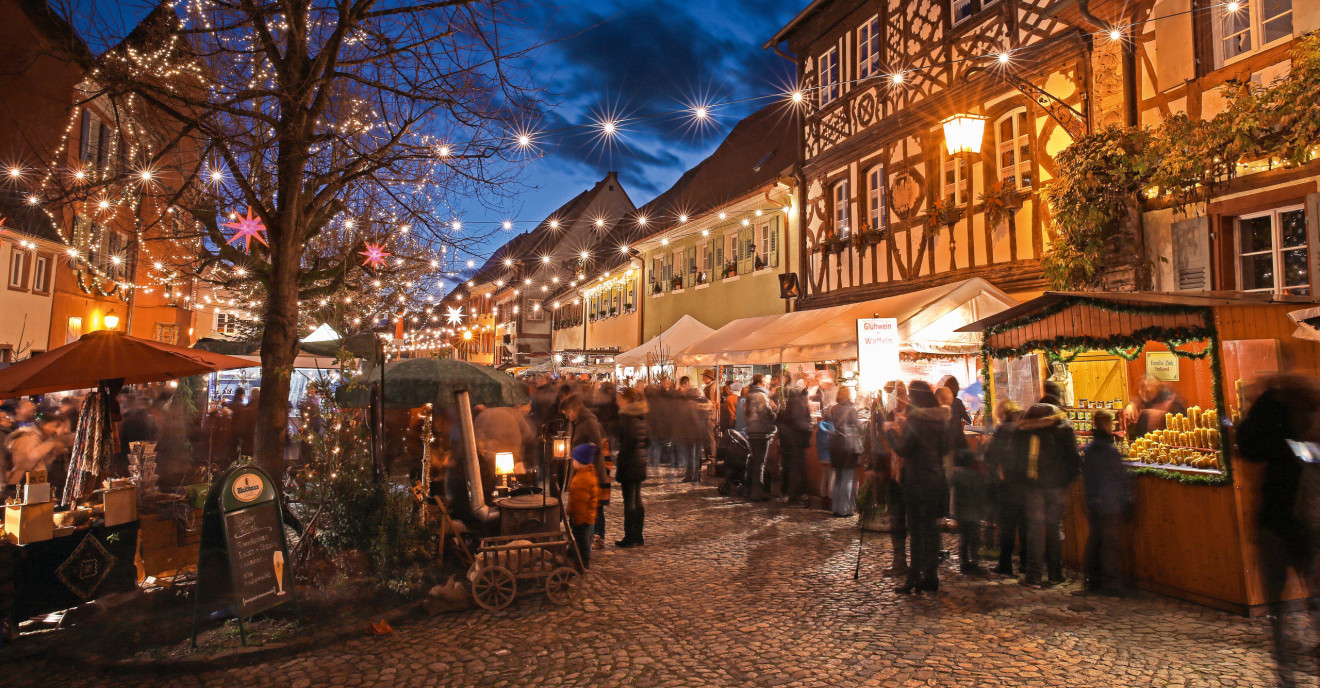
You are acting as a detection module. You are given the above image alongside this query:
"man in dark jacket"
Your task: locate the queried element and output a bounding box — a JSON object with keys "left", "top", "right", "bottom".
{"left": 1080, "top": 410, "right": 1131, "bottom": 595}
{"left": 614, "top": 387, "right": 649, "bottom": 547}
{"left": 888, "top": 382, "right": 951, "bottom": 594}
{"left": 984, "top": 401, "right": 1026, "bottom": 576}
{"left": 777, "top": 387, "right": 813, "bottom": 506}
{"left": 1238, "top": 375, "right": 1320, "bottom": 688}
{"left": 1015, "top": 397, "right": 1081, "bottom": 587}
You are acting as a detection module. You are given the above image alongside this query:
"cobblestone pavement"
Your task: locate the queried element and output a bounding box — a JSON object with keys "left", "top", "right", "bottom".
{"left": 6, "top": 470, "right": 1304, "bottom": 687}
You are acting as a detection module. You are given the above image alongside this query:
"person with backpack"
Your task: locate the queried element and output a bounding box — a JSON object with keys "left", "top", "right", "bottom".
{"left": 1015, "top": 394, "right": 1081, "bottom": 587}
{"left": 743, "top": 374, "right": 778, "bottom": 502}
{"left": 888, "top": 381, "right": 951, "bottom": 594}
{"left": 827, "top": 386, "right": 863, "bottom": 517}
{"left": 1237, "top": 375, "right": 1320, "bottom": 688}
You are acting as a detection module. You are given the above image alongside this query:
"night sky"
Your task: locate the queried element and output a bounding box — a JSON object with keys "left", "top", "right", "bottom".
{"left": 81, "top": 0, "right": 802, "bottom": 263}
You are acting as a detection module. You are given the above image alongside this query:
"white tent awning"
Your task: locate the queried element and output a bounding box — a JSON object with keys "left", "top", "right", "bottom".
{"left": 614, "top": 314, "right": 715, "bottom": 367}
{"left": 300, "top": 323, "right": 341, "bottom": 343}
{"left": 674, "top": 277, "right": 1018, "bottom": 366}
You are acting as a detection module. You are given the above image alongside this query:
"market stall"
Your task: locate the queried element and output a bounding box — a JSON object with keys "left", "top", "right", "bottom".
{"left": 614, "top": 314, "right": 714, "bottom": 381}
{"left": 0, "top": 331, "right": 252, "bottom": 632}
{"left": 960, "top": 291, "right": 1320, "bottom": 614}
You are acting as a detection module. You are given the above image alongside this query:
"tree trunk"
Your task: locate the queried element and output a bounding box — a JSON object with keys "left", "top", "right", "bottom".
{"left": 253, "top": 227, "right": 302, "bottom": 479}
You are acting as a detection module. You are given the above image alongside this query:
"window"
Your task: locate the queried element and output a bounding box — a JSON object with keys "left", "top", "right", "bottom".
{"left": 725, "top": 233, "right": 739, "bottom": 277}
{"left": 942, "top": 150, "right": 968, "bottom": 206}
{"left": 8, "top": 246, "right": 30, "bottom": 290}
{"left": 66, "top": 316, "right": 83, "bottom": 345}
{"left": 996, "top": 109, "right": 1033, "bottom": 190}
{"left": 697, "top": 242, "right": 710, "bottom": 284}
{"left": 866, "top": 166, "right": 887, "bottom": 233}
{"left": 1236, "top": 206, "right": 1309, "bottom": 295}
{"left": 672, "top": 249, "right": 684, "bottom": 288}
{"left": 216, "top": 312, "right": 241, "bottom": 335}
{"left": 834, "top": 180, "right": 852, "bottom": 238}
{"left": 526, "top": 298, "right": 544, "bottom": 320}
{"left": 756, "top": 223, "right": 771, "bottom": 270}
{"left": 1214, "top": 0, "right": 1292, "bottom": 67}
{"left": 858, "top": 17, "right": 881, "bottom": 80}
{"left": 32, "top": 253, "right": 51, "bottom": 294}
{"left": 818, "top": 48, "right": 839, "bottom": 107}
{"left": 651, "top": 256, "right": 664, "bottom": 294}
{"left": 951, "top": 0, "right": 974, "bottom": 24}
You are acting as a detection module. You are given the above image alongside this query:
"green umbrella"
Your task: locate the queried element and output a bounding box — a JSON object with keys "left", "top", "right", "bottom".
{"left": 336, "top": 357, "right": 530, "bottom": 409}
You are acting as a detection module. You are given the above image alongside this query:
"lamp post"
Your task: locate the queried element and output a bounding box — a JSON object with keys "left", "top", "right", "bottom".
{"left": 941, "top": 114, "right": 986, "bottom": 266}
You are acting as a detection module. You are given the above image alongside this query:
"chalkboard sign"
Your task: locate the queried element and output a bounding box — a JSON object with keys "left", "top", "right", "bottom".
{"left": 193, "top": 465, "right": 297, "bottom": 645}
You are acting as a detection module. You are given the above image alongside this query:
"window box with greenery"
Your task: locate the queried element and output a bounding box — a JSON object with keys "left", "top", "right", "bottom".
{"left": 695, "top": 271, "right": 707, "bottom": 285}
{"left": 670, "top": 275, "right": 683, "bottom": 291}
{"left": 723, "top": 261, "right": 738, "bottom": 278}
{"left": 652, "top": 282, "right": 663, "bottom": 295}
{"left": 818, "top": 231, "right": 848, "bottom": 255}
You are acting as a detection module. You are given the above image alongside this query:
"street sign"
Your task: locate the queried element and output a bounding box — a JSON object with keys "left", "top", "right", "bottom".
{"left": 857, "top": 318, "right": 900, "bottom": 394}
{"left": 192, "top": 464, "right": 297, "bottom": 645}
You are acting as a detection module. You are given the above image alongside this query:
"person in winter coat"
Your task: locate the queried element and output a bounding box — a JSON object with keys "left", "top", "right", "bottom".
{"left": 1080, "top": 410, "right": 1131, "bottom": 596}
{"left": 567, "top": 442, "right": 602, "bottom": 568}
{"left": 742, "top": 375, "right": 778, "bottom": 501}
{"left": 984, "top": 401, "right": 1026, "bottom": 576}
{"left": 776, "top": 386, "right": 813, "bottom": 506}
{"left": 676, "top": 377, "right": 707, "bottom": 483}
{"left": 613, "top": 387, "right": 650, "bottom": 547}
{"left": 564, "top": 395, "right": 610, "bottom": 550}
{"left": 1015, "top": 397, "right": 1081, "bottom": 587}
{"left": 888, "top": 381, "right": 951, "bottom": 594}
{"left": 827, "top": 387, "right": 862, "bottom": 516}
{"left": 1237, "top": 375, "right": 1320, "bottom": 688}
{"left": 951, "top": 449, "right": 988, "bottom": 575}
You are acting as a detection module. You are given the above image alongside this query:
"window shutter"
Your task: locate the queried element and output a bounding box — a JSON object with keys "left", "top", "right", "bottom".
{"left": 770, "top": 216, "right": 780, "bottom": 268}
{"left": 1307, "top": 193, "right": 1320, "bottom": 293}
{"left": 79, "top": 110, "right": 91, "bottom": 163}
{"left": 738, "top": 227, "right": 752, "bottom": 274}
{"left": 97, "top": 123, "right": 111, "bottom": 170}
{"left": 715, "top": 241, "right": 724, "bottom": 279}
{"left": 1171, "top": 215, "right": 1211, "bottom": 291}
{"left": 685, "top": 245, "right": 697, "bottom": 287}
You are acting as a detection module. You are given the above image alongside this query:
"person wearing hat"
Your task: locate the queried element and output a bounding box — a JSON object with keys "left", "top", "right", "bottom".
{"left": 887, "top": 381, "right": 951, "bottom": 594}
{"left": 567, "top": 442, "right": 602, "bottom": 568}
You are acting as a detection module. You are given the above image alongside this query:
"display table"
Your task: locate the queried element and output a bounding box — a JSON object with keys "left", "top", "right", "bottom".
{"left": 0, "top": 521, "right": 139, "bottom": 624}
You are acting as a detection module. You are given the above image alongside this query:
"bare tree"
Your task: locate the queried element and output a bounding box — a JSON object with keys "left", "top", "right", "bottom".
{"left": 27, "top": 0, "right": 544, "bottom": 476}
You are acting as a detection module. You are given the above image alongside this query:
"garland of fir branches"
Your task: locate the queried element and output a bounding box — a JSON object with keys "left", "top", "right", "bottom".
{"left": 979, "top": 296, "right": 1230, "bottom": 486}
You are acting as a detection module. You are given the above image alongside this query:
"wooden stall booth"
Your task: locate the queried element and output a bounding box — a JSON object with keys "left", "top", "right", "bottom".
{"left": 962, "top": 291, "right": 1320, "bottom": 615}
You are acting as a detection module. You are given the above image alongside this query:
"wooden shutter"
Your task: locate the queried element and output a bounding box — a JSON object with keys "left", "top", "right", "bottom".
{"left": 685, "top": 245, "right": 697, "bottom": 287}
{"left": 79, "top": 110, "right": 92, "bottom": 163}
{"left": 1307, "top": 193, "right": 1320, "bottom": 294}
{"left": 738, "top": 227, "right": 753, "bottom": 274}
{"left": 97, "top": 123, "right": 111, "bottom": 170}
{"left": 1171, "top": 215, "right": 1211, "bottom": 291}
{"left": 715, "top": 239, "right": 724, "bottom": 279}
{"left": 770, "top": 216, "right": 780, "bottom": 268}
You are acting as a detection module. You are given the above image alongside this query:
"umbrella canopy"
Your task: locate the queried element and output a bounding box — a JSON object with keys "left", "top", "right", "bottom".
{"left": 0, "top": 330, "right": 256, "bottom": 398}
{"left": 336, "top": 357, "right": 530, "bottom": 409}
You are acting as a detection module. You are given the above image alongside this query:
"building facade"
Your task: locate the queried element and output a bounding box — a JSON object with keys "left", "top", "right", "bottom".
{"left": 1137, "top": 0, "right": 1320, "bottom": 295}
{"left": 767, "top": 0, "right": 1109, "bottom": 307}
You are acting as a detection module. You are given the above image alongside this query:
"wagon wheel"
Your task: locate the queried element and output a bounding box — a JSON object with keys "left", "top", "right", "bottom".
{"left": 544, "top": 566, "right": 583, "bottom": 606}
{"left": 471, "top": 565, "right": 517, "bottom": 610}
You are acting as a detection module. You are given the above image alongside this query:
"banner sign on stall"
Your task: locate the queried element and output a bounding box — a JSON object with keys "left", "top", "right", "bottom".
{"left": 857, "top": 318, "right": 900, "bottom": 393}
{"left": 192, "top": 464, "right": 297, "bottom": 646}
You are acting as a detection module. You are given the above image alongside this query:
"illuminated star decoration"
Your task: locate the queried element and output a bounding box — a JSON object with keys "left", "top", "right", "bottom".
{"left": 445, "top": 306, "right": 465, "bottom": 326}
{"left": 224, "top": 206, "right": 268, "bottom": 252}
{"left": 359, "top": 242, "right": 391, "bottom": 270}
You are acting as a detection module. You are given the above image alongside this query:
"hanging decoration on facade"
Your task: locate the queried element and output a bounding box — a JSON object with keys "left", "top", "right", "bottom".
{"left": 224, "top": 207, "right": 268, "bottom": 252}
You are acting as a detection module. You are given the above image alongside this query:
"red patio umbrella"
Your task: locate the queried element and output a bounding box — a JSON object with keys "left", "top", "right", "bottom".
{"left": 0, "top": 329, "right": 255, "bottom": 398}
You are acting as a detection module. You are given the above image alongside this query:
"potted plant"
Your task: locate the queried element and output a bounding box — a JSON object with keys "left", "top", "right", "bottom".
{"left": 724, "top": 261, "right": 738, "bottom": 277}
{"left": 652, "top": 282, "right": 663, "bottom": 295}
{"left": 670, "top": 275, "right": 683, "bottom": 290}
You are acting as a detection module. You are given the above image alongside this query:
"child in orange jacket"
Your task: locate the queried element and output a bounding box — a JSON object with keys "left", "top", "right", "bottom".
{"left": 567, "top": 443, "right": 601, "bottom": 568}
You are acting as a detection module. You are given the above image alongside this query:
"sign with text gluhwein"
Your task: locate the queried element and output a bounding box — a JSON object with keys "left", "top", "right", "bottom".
{"left": 856, "top": 318, "right": 900, "bottom": 394}
{"left": 193, "top": 464, "right": 297, "bottom": 645}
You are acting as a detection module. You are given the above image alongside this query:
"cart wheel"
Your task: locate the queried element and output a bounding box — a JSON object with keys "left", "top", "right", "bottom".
{"left": 471, "top": 565, "right": 517, "bottom": 610}
{"left": 544, "top": 566, "right": 583, "bottom": 606}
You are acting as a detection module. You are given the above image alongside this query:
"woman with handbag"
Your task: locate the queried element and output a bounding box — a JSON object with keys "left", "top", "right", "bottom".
{"left": 828, "top": 387, "right": 863, "bottom": 517}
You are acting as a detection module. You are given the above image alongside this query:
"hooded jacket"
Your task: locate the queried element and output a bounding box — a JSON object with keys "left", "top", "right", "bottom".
{"left": 570, "top": 408, "right": 608, "bottom": 484}
{"left": 744, "top": 385, "right": 778, "bottom": 436}
{"left": 614, "top": 400, "right": 650, "bottom": 483}
{"left": 890, "top": 405, "right": 951, "bottom": 490}
{"left": 1015, "top": 403, "right": 1081, "bottom": 490}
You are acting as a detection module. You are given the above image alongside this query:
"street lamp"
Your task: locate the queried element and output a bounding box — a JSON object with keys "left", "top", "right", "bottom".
{"left": 940, "top": 114, "right": 986, "bottom": 265}
{"left": 103, "top": 310, "right": 120, "bottom": 330}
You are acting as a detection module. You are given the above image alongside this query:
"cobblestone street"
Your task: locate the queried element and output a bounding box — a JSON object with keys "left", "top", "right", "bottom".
{"left": 7, "top": 472, "right": 1297, "bottom": 687}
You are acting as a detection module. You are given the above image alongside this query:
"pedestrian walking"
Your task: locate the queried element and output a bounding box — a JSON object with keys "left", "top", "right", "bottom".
{"left": 1237, "top": 375, "right": 1320, "bottom": 688}
{"left": 563, "top": 395, "right": 610, "bottom": 550}
{"left": 889, "top": 381, "right": 951, "bottom": 594}
{"left": 567, "top": 442, "right": 602, "bottom": 568}
{"left": 984, "top": 401, "right": 1026, "bottom": 576}
{"left": 614, "top": 387, "right": 649, "bottom": 547}
{"left": 776, "top": 386, "right": 812, "bottom": 506}
{"left": 676, "top": 377, "right": 706, "bottom": 482}
{"left": 827, "top": 387, "right": 862, "bottom": 517}
{"left": 1015, "top": 394, "right": 1081, "bottom": 587}
{"left": 1079, "top": 410, "right": 1131, "bottom": 596}
{"left": 951, "top": 449, "right": 988, "bottom": 575}
{"left": 743, "top": 375, "right": 777, "bottom": 501}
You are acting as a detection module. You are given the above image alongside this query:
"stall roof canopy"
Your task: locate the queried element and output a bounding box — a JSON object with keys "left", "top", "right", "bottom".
{"left": 958, "top": 291, "right": 1320, "bottom": 333}
{"left": 675, "top": 277, "right": 1017, "bottom": 366}
{"left": 615, "top": 315, "right": 715, "bottom": 367}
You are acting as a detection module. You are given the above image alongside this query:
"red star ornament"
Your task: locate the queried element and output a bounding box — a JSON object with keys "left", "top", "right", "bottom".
{"left": 225, "top": 206, "right": 268, "bottom": 252}
{"left": 359, "top": 242, "right": 391, "bottom": 269}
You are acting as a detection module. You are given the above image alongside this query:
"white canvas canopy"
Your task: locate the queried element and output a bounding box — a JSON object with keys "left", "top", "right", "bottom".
{"left": 300, "top": 323, "right": 341, "bottom": 343}
{"left": 614, "top": 314, "right": 715, "bottom": 367}
{"left": 674, "top": 277, "right": 1018, "bottom": 366}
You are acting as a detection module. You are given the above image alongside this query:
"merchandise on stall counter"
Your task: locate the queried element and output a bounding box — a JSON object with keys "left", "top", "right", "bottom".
{"left": 1125, "top": 405, "right": 1222, "bottom": 471}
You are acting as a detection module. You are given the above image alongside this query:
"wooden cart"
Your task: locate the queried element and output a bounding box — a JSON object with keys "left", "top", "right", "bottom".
{"left": 466, "top": 531, "right": 582, "bottom": 611}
